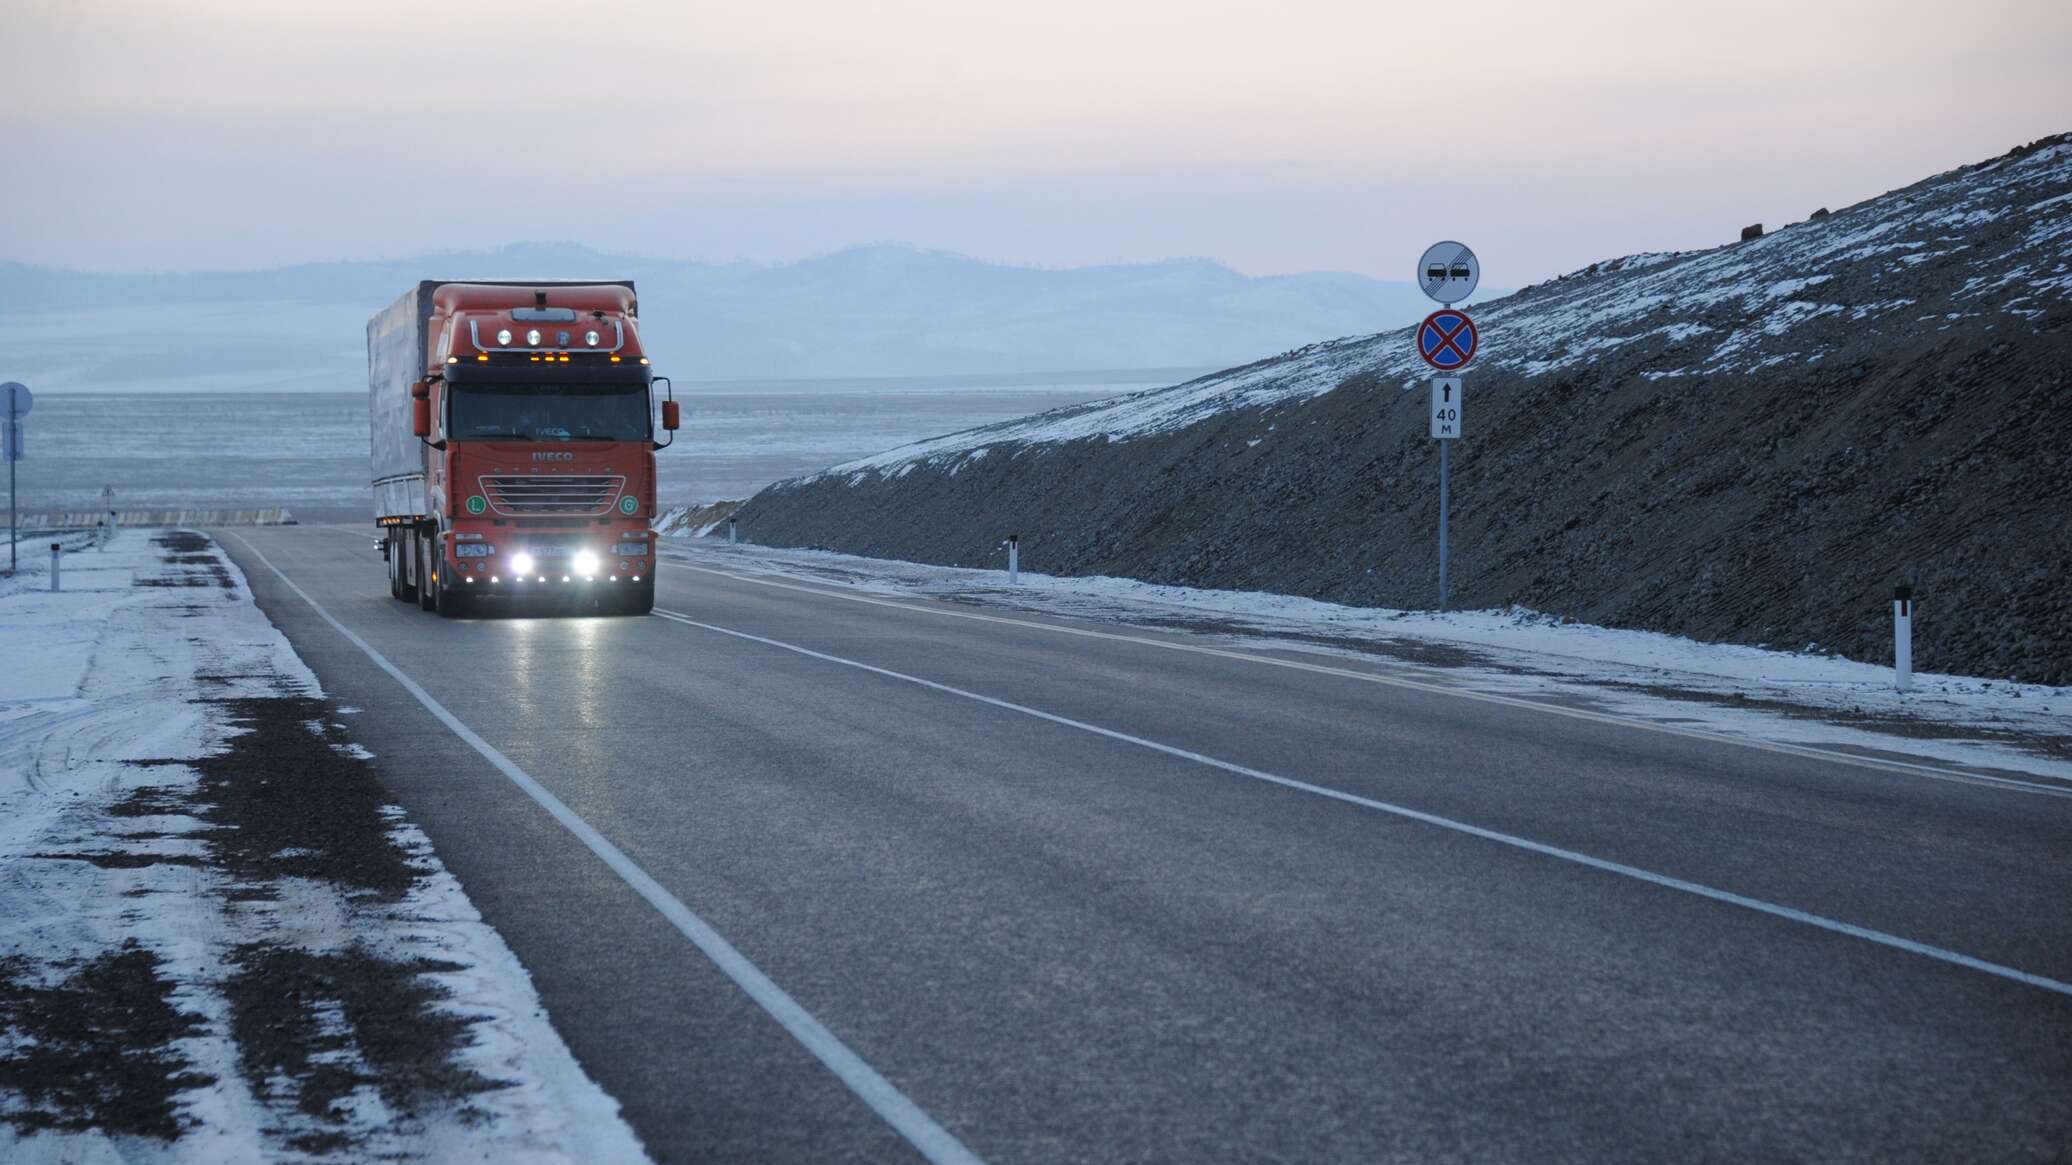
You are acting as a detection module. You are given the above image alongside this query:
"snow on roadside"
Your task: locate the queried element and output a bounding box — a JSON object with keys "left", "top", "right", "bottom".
{"left": 661, "top": 539, "right": 2072, "bottom": 784}
{"left": 0, "top": 530, "right": 649, "bottom": 1162}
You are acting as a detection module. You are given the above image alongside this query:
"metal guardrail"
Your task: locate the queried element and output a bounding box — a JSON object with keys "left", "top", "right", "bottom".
{"left": 16, "top": 508, "right": 296, "bottom": 529}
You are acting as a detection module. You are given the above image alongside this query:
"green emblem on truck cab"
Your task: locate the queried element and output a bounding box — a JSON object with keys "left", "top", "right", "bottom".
{"left": 466, "top": 495, "right": 487, "bottom": 515}
{"left": 619, "top": 495, "right": 639, "bottom": 515}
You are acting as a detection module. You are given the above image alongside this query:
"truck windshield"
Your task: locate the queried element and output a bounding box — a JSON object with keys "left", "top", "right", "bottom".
{"left": 450, "top": 384, "right": 649, "bottom": 442}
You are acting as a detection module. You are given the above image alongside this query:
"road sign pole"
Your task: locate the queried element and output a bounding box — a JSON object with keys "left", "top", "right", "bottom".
{"left": 4, "top": 383, "right": 31, "bottom": 577}
{"left": 1413, "top": 245, "right": 1477, "bottom": 613}
{"left": 7, "top": 397, "right": 16, "bottom": 577}
{"left": 1438, "top": 441, "right": 1450, "bottom": 609}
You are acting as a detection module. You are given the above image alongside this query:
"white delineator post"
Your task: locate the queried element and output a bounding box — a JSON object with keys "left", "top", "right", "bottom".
{"left": 1005, "top": 534, "right": 1019, "bottom": 585}
{"left": 49, "top": 542, "right": 60, "bottom": 592}
{"left": 1893, "top": 585, "right": 1914, "bottom": 693}
{"left": 728, "top": 516, "right": 738, "bottom": 545}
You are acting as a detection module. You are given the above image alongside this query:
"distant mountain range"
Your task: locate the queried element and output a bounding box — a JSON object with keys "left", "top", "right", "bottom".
{"left": 0, "top": 244, "right": 1467, "bottom": 391}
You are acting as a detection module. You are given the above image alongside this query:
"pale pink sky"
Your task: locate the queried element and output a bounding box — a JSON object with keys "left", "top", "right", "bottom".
{"left": 3, "top": 0, "right": 2066, "bottom": 283}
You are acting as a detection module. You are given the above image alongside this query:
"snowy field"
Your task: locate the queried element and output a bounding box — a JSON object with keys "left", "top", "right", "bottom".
{"left": 0, "top": 532, "right": 647, "bottom": 1161}
{"left": 659, "top": 538, "right": 2072, "bottom": 788}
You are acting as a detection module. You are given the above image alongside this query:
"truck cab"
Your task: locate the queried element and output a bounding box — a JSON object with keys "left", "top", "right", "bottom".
{"left": 373, "top": 281, "right": 677, "bottom": 617}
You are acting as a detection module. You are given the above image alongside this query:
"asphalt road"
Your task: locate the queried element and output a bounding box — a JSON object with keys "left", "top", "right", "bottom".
{"left": 218, "top": 524, "right": 2072, "bottom": 1164}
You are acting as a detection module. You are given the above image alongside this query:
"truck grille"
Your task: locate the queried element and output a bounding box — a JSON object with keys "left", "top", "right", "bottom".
{"left": 479, "top": 474, "right": 625, "bottom": 516}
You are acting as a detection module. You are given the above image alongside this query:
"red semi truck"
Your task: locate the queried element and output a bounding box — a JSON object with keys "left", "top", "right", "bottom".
{"left": 368, "top": 280, "right": 677, "bottom": 617}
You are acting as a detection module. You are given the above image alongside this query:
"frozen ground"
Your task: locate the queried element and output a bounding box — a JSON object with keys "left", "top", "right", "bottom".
{"left": 0, "top": 531, "right": 648, "bottom": 1161}
{"left": 660, "top": 538, "right": 2072, "bottom": 787}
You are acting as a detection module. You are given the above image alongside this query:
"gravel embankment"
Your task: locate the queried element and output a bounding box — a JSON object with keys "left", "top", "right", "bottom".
{"left": 726, "top": 136, "right": 2072, "bottom": 685}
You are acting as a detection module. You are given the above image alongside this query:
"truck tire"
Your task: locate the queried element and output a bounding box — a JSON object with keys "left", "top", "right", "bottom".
{"left": 416, "top": 535, "right": 437, "bottom": 612}
{"left": 439, "top": 585, "right": 470, "bottom": 618}
{"left": 616, "top": 581, "right": 655, "bottom": 616}
{"left": 392, "top": 533, "right": 416, "bottom": 601}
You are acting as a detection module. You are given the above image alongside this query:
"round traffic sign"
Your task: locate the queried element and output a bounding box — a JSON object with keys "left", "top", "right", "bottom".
{"left": 1417, "top": 241, "right": 1479, "bottom": 304}
{"left": 1, "top": 382, "right": 30, "bottom": 417}
{"left": 1417, "top": 309, "right": 1478, "bottom": 371}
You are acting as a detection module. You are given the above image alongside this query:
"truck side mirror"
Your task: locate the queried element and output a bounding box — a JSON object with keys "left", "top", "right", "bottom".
{"left": 412, "top": 397, "right": 431, "bottom": 438}
{"left": 652, "top": 376, "right": 676, "bottom": 449}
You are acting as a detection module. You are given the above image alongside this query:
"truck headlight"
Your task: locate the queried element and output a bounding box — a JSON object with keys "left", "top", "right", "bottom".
{"left": 573, "top": 550, "right": 601, "bottom": 576}
{"left": 496, "top": 328, "right": 513, "bottom": 345}
{"left": 586, "top": 330, "right": 600, "bottom": 346}
{"left": 526, "top": 329, "right": 542, "bottom": 346}
{"left": 509, "top": 552, "right": 535, "bottom": 575}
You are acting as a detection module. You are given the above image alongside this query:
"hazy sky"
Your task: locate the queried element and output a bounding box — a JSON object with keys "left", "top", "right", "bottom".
{"left": 3, "top": 0, "right": 2066, "bottom": 284}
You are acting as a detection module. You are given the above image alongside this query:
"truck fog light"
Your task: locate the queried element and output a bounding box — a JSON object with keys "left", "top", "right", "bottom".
{"left": 491, "top": 576, "right": 500, "bottom": 583}
{"left": 573, "top": 550, "right": 600, "bottom": 575}
{"left": 509, "top": 552, "right": 535, "bottom": 575}
{"left": 632, "top": 575, "right": 641, "bottom": 582}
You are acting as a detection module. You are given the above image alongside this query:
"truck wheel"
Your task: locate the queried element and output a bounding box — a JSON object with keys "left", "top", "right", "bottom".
{"left": 392, "top": 533, "right": 416, "bottom": 601}
{"left": 439, "top": 583, "right": 471, "bottom": 618}
{"left": 416, "top": 536, "right": 437, "bottom": 612}
{"left": 616, "top": 582, "right": 655, "bottom": 616}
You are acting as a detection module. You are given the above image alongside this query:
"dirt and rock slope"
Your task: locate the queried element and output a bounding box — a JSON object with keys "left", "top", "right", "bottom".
{"left": 726, "top": 136, "right": 2072, "bottom": 684}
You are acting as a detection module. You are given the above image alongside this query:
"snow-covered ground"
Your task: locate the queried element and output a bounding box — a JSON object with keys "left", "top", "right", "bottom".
{"left": 0, "top": 531, "right": 648, "bottom": 1161}
{"left": 660, "top": 538, "right": 2072, "bottom": 787}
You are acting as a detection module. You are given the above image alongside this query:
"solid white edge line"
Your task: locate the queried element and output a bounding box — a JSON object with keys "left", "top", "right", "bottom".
{"left": 650, "top": 605, "right": 2072, "bottom": 1000}
{"left": 662, "top": 554, "right": 2072, "bottom": 800}
{"left": 222, "top": 531, "right": 985, "bottom": 1165}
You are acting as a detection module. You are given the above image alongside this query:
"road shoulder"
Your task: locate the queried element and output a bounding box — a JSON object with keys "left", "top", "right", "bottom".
{"left": 0, "top": 530, "right": 647, "bottom": 1162}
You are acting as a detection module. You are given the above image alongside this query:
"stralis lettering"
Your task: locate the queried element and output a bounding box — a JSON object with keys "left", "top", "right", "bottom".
{"left": 532, "top": 452, "right": 576, "bottom": 462}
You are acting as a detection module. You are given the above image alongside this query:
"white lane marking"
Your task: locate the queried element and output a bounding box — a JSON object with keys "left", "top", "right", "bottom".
{"left": 661, "top": 556, "right": 2072, "bottom": 800}
{"left": 650, "top": 606, "right": 2072, "bottom": 999}
{"left": 223, "top": 532, "right": 985, "bottom": 1165}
